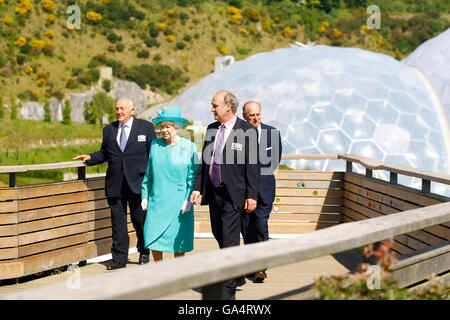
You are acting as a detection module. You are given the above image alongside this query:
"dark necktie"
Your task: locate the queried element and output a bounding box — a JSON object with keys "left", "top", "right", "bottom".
{"left": 120, "top": 124, "right": 127, "bottom": 152}
{"left": 211, "top": 124, "right": 225, "bottom": 188}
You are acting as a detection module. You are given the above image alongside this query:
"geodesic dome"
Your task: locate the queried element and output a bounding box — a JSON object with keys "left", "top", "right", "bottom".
{"left": 403, "top": 28, "right": 450, "bottom": 129}
{"left": 170, "top": 42, "right": 450, "bottom": 194}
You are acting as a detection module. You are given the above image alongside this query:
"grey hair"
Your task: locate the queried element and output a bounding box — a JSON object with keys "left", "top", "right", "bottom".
{"left": 242, "top": 101, "right": 261, "bottom": 114}
{"left": 223, "top": 92, "right": 239, "bottom": 113}
{"left": 159, "top": 121, "right": 181, "bottom": 129}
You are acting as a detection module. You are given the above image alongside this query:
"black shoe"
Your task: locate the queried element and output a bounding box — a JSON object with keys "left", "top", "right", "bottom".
{"left": 107, "top": 261, "right": 126, "bottom": 270}
{"left": 245, "top": 273, "right": 256, "bottom": 281}
{"left": 233, "top": 277, "right": 246, "bottom": 287}
{"left": 138, "top": 254, "right": 149, "bottom": 265}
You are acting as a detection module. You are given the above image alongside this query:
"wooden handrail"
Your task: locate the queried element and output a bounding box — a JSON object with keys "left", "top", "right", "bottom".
{"left": 2, "top": 201, "right": 449, "bottom": 300}
{"left": 338, "top": 154, "right": 450, "bottom": 185}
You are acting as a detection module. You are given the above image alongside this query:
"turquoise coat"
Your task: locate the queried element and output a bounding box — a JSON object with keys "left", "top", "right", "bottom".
{"left": 141, "top": 137, "right": 199, "bottom": 253}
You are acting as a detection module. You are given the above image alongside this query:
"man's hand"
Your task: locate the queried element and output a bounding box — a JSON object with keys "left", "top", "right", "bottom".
{"left": 190, "top": 192, "right": 201, "bottom": 205}
{"left": 72, "top": 154, "right": 91, "bottom": 162}
{"left": 141, "top": 199, "right": 148, "bottom": 211}
{"left": 244, "top": 198, "right": 257, "bottom": 213}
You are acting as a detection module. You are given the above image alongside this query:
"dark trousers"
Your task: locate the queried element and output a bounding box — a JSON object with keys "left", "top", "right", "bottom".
{"left": 241, "top": 195, "right": 272, "bottom": 275}
{"left": 209, "top": 183, "right": 243, "bottom": 297}
{"left": 107, "top": 178, "right": 149, "bottom": 264}
{"left": 241, "top": 194, "right": 272, "bottom": 244}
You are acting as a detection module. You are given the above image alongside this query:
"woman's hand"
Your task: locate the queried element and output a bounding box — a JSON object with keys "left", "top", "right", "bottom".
{"left": 181, "top": 200, "right": 192, "bottom": 214}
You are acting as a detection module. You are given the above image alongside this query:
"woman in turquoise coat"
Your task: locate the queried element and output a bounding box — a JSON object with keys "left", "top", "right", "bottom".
{"left": 141, "top": 106, "right": 199, "bottom": 261}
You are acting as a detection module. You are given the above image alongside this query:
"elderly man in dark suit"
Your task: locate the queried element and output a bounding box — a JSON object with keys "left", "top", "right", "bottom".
{"left": 73, "top": 97, "right": 156, "bottom": 270}
{"left": 190, "top": 91, "right": 260, "bottom": 300}
{"left": 242, "top": 101, "right": 282, "bottom": 282}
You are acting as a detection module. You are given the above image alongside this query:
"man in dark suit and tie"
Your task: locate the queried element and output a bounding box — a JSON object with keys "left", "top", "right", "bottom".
{"left": 73, "top": 97, "right": 156, "bottom": 270}
{"left": 190, "top": 91, "right": 260, "bottom": 300}
{"left": 241, "top": 101, "right": 282, "bottom": 282}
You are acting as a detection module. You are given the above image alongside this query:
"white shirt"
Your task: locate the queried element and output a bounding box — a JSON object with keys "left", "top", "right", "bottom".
{"left": 116, "top": 117, "right": 134, "bottom": 147}
{"left": 256, "top": 124, "right": 261, "bottom": 143}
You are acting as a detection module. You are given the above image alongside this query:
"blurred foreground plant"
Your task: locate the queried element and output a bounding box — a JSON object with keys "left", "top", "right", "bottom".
{"left": 314, "top": 239, "right": 449, "bottom": 300}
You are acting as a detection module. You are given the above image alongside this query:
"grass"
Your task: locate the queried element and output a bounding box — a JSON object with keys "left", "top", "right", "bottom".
{"left": 0, "top": 141, "right": 105, "bottom": 186}
{"left": 0, "top": 118, "right": 103, "bottom": 150}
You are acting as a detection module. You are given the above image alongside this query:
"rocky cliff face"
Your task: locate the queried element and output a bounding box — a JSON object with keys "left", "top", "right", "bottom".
{"left": 18, "top": 77, "right": 166, "bottom": 123}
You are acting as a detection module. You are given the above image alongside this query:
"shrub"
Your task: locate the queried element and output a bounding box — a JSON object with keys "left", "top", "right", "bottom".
{"left": 88, "top": 54, "right": 107, "bottom": 68}
{"left": 46, "top": 14, "right": 55, "bottom": 24}
{"left": 217, "top": 44, "right": 227, "bottom": 55}
{"left": 282, "top": 27, "right": 293, "bottom": 38}
{"left": 41, "top": 0, "right": 54, "bottom": 12}
{"left": 102, "top": 79, "right": 111, "bottom": 92}
{"left": 86, "top": 11, "right": 102, "bottom": 24}
{"left": 106, "top": 32, "right": 122, "bottom": 43}
{"left": 44, "top": 100, "right": 51, "bottom": 122}
{"left": 3, "top": 16, "right": 12, "bottom": 25}
{"left": 166, "top": 34, "right": 175, "bottom": 42}
{"left": 315, "top": 240, "right": 449, "bottom": 300}
{"left": 62, "top": 100, "right": 71, "bottom": 125}
{"left": 14, "top": 37, "right": 27, "bottom": 47}
{"left": 242, "top": 8, "right": 261, "bottom": 22}
{"left": 137, "top": 49, "right": 150, "bottom": 58}
{"left": 16, "top": 54, "right": 27, "bottom": 65}
{"left": 116, "top": 43, "right": 125, "bottom": 52}
{"left": 176, "top": 42, "right": 186, "bottom": 50}
{"left": 231, "top": 13, "right": 242, "bottom": 25}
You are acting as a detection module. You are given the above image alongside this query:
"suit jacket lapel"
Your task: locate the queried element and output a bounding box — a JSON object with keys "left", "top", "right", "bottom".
{"left": 111, "top": 122, "right": 121, "bottom": 152}
{"left": 124, "top": 117, "right": 138, "bottom": 152}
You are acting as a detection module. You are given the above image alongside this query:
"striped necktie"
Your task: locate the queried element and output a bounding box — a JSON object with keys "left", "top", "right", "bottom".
{"left": 211, "top": 124, "right": 225, "bottom": 188}
{"left": 120, "top": 124, "right": 127, "bottom": 152}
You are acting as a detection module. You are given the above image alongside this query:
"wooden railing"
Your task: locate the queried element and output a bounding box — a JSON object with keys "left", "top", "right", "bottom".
{"left": 0, "top": 154, "right": 449, "bottom": 299}
{"left": 1, "top": 201, "right": 449, "bottom": 299}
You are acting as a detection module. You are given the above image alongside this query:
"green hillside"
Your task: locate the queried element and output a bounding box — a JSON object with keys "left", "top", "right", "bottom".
{"left": 0, "top": 0, "right": 449, "bottom": 107}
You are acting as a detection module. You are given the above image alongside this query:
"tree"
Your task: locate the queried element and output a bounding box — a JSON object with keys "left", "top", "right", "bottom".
{"left": 62, "top": 100, "right": 72, "bottom": 125}
{"left": 44, "top": 100, "right": 51, "bottom": 122}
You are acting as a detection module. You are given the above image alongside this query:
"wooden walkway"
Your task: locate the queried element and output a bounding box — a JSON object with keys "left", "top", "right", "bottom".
{"left": 0, "top": 237, "right": 364, "bottom": 300}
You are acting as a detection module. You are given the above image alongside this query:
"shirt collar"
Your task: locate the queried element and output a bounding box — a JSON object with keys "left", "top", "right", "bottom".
{"left": 221, "top": 115, "right": 237, "bottom": 129}
{"left": 121, "top": 116, "right": 134, "bottom": 128}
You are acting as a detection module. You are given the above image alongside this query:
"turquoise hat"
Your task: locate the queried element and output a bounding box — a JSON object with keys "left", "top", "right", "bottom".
{"left": 152, "top": 106, "right": 188, "bottom": 127}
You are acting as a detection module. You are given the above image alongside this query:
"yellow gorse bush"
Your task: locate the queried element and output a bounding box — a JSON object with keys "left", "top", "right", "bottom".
{"left": 24, "top": 66, "right": 33, "bottom": 74}
{"left": 14, "top": 36, "right": 27, "bottom": 46}
{"left": 165, "top": 34, "right": 175, "bottom": 42}
{"left": 227, "top": 6, "right": 239, "bottom": 15}
{"left": 31, "top": 39, "right": 45, "bottom": 48}
{"left": 156, "top": 22, "right": 167, "bottom": 31}
{"left": 86, "top": 11, "right": 102, "bottom": 23}
{"left": 282, "top": 27, "right": 293, "bottom": 38}
{"left": 329, "top": 27, "right": 342, "bottom": 39}
{"left": 218, "top": 44, "right": 227, "bottom": 55}
{"left": 44, "top": 30, "right": 55, "bottom": 39}
{"left": 360, "top": 24, "right": 371, "bottom": 35}
{"left": 240, "top": 28, "right": 248, "bottom": 35}
{"left": 231, "top": 13, "right": 242, "bottom": 25}
{"left": 3, "top": 16, "right": 12, "bottom": 25}
{"left": 41, "top": 0, "right": 55, "bottom": 12}
{"left": 47, "top": 14, "right": 56, "bottom": 23}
